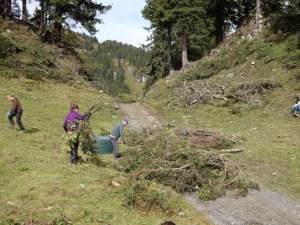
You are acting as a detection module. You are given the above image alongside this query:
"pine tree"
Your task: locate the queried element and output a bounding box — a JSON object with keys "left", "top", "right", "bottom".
{"left": 34, "top": 0, "right": 111, "bottom": 42}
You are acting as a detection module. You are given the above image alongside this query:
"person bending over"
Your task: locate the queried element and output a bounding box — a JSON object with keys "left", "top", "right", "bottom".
{"left": 7, "top": 94, "right": 25, "bottom": 132}
{"left": 109, "top": 119, "right": 128, "bottom": 159}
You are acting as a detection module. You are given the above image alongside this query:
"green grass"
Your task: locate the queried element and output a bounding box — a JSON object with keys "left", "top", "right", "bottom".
{"left": 0, "top": 77, "right": 210, "bottom": 224}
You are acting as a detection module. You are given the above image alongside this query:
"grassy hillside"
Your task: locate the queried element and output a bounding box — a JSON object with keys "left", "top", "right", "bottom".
{"left": 143, "top": 32, "right": 300, "bottom": 200}
{"left": 0, "top": 20, "right": 210, "bottom": 224}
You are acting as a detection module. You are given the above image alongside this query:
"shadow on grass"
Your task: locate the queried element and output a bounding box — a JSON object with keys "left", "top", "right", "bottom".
{"left": 25, "top": 128, "right": 40, "bottom": 133}
{"left": 88, "top": 154, "right": 108, "bottom": 167}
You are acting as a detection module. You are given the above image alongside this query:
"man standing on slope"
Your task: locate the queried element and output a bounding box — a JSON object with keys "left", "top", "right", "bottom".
{"left": 109, "top": 119, "right": 128, "bottom": 159}
{"left": 7, "top": 94, "right": 25, "bottom": 132}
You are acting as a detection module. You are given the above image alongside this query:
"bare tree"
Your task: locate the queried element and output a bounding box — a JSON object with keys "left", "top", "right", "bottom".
{"left": 181, "top": 28, "right": 189, "bottom": 70}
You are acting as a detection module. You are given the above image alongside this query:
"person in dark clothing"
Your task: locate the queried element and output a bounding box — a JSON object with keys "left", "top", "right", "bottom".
{"left": 110, "top": 119, "right": 128, "bottom": 159}
{"left": 63, "top": 103, "right": 88, "bottom": 164}
{"left": 7, "top": 95, "right": 25, "bottom": 132}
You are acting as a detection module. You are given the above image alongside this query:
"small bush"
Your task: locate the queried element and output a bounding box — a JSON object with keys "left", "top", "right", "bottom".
{"left": 0, "top": 36, "right": 11, "bottom": 59}
{"left": 117, "top": 93, "right": 137, "bottom": 103}
{"left": 123, "top": 179, "right": 174, "bottom": 213}
{"left": 25, "top": 68, "right": 45, "bottom": 80}
{"left": 0, "top": 68, "right": 18, "bottom": 78}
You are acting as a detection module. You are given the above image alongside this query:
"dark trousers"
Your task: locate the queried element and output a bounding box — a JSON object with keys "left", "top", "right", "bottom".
{"left": 70, "top": 141, "right": 80, "bottom": 163}
{"left": 110, "top": 137, "right": 119, "bottom": 158}
{"left": 8, "top": 111, "right": 25, "bottom": 130}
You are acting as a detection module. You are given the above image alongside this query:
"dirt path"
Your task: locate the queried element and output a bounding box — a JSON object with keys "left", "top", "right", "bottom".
{"left": 119, "top": 102, "right": 161, "bottom": 132}
{"left": 119, "top": 103, "right": 300, "bottom": 225}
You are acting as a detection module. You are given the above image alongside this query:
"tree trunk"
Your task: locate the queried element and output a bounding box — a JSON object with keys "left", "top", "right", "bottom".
{"left": 181, "top": 28, "right": 189, "bottom": 70}
{"left": 4, "top": 0, "right": 12, "bottom": 18}
{"left": 39, "top": 0, "right": 46, "bottom": 36}
{"left": 255, "top": 0, "right": 263, "bottom": 34}
{"left": 167, "top": 26, "right": 174, "bottom": 75}
{"left": 22, "top": 0, "right": 27, "bottom": 21}
{"left": 215, "top": 0, "right": 225, "bottom": 45}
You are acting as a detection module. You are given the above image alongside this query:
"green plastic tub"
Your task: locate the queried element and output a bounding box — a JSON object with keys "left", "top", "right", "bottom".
{"left": 93, "top": 136, "right": 113, "bottom": 154}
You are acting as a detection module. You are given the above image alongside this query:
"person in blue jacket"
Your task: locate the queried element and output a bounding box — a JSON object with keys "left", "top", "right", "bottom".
{"left": 290, "top": 96, "right": 300, "bottom": 117}
{"left": 109, "top": 119, "right": 128, "bottom": 159}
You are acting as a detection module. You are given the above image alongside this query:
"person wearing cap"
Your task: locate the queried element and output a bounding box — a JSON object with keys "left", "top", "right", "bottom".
{"left": 7, "top": 94, "right": 25, "bottom": 132}
{"left": 63, "top": 103, "right": 89, "bottom": 164}
{"left": 109, "top": 119, "right": 128, "bottom": 159}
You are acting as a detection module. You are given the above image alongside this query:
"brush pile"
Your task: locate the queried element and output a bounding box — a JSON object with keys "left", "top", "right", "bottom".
{"left": 227, "top": 78, "right": 281, "bottom": 108}
{"left": 167, "top": 78, "right": 281, "bottom": 109}
{"left": 168, "top": 80, "right": 226, "bottom": 107}
{"left": 121, "top": 128, "right": 258, "bottom": 201}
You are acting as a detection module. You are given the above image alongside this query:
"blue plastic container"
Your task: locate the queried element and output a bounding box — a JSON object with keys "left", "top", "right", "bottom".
{"left": 93, "top": 136, "right": 113, "bottom": 154}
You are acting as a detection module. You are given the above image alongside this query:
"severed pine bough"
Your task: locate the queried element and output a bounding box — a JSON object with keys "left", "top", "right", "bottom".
{"left": 61, "top": 98, "right": 103, "bottom": 155}
{"left": 121, "top": 128, "right": 259, "bottom": 201}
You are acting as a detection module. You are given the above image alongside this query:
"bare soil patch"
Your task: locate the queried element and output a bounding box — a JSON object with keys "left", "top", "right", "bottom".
{"left": 119, "top": 102, "right": 161, "bottom": 132}
{"left": 119, "top": 102, "right": 300, "bottom": 225}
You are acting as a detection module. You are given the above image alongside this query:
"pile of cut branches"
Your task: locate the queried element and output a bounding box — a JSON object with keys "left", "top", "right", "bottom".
{"left": 121, "top": 129, "right": 258, "bottom": 201}
{"left": 175, "top": 129, "right": 236, "bottom": 149}
{"left": 168, "top": 80, "right": 227, "bottom": 107}
{"left": 227, "top": 79, "right": 281, "bottom": 108}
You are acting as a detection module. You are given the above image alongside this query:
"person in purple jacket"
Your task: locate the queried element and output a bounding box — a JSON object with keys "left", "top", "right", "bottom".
{"left": 63, "top": 103, "right": 88, "bottom": 164}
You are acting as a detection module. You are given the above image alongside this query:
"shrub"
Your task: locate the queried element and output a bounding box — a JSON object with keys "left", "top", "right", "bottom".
{"left": 0, "top": 68, "right": 18, "bottom": 78}
{"left": 123, "top": 179, "right": 174, "bottom": 213}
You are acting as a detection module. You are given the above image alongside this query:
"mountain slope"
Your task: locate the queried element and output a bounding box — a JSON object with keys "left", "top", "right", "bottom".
{"left": 143, "top": 29, "right": 300, "bottom": 200}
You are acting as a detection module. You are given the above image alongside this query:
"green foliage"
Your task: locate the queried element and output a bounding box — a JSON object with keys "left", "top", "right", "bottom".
{"left": 268, "top": 13, "right": 300, "bottom": 35}
{"left": 61, "top": 31, "right": 80, "bottom": 49}
{"left": 0, "top": 68, "right": 18, "bottom": 78}
{"left": 144, "top": 75, "right": 158, "bottom": 94}
{"left": 62, "top": 132, "right": 79, "bottom": 153}
{"left": 25, "top": 68, "right": 45, "bottom": 80}
{"left": 98, "top": 40, "right": 150, "bottom": 69}
{"left": 123, "top": 179, "right": 173, "bottom": 213}
{"left": 78, "top": 38, "right": 150, "bottom": 97}
{"left": 120, "top": 129, "right": 257, "bottom": 200}
{"left": 0, "top": 35, "right": 11, "bottom": 59}
{"left": 186, "top": 56, "right": 231, "bottom": 81}
{"left": 117, "top": 93, "right": 137, "bottom": 103}
{"left": 42, "top": 0, "right": 111, "bottom": 42}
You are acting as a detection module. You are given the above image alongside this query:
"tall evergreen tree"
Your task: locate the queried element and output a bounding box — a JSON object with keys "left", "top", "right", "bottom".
{"left": 36, "top": 0, "right": 111, "bottom": 42}
{"left": 143, "top": 0, "right": 176, "bottom": 75}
